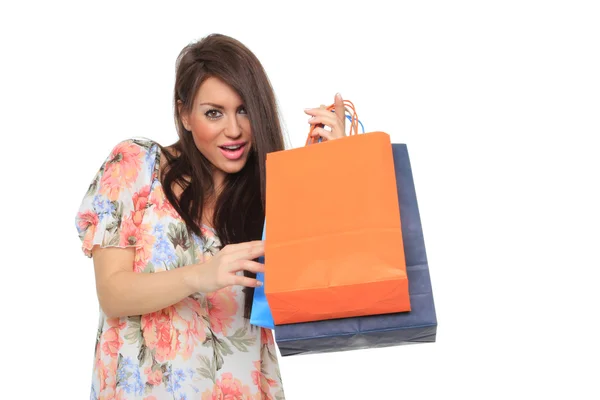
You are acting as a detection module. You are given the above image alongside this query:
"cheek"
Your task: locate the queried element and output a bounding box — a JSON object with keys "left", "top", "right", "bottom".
{"left": 190, "top": 119, "right": 220, "bottom": 146}
{"left": 241, "top": 118, "right": 252, "bottom": 136}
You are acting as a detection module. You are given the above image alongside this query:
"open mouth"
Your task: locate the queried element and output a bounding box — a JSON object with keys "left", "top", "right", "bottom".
{"left": 219, "top": 144, "right": 244, "bottom": 151}
{"left": 219, "top": 143, "right": 247, "bottom": 160}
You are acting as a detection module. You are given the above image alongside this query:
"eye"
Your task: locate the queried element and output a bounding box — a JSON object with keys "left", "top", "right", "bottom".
{"left": 238, "top": 106, "right": 248, "bottom": 115}
{"left": 205, "top": 109, "right": 222, "bottom": 120}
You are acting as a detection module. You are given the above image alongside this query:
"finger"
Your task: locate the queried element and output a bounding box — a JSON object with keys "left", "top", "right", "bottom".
{"left": 222, "top": 240, "right": 264, "bottom": 253}
{"left": 308, "top": 113, "right": 338, "bottom": 128}
{"left": 226, "top": 243, "right": 265, "bottom": 262}
{"left": 231, "top": 274, "right": 264, "bottom": 288}
{"left": 304, "top": 104, "right": 329, "bottom": 115}
{"left": 304, "top": 107, "right": 327, "bottom": 116}
{"left": 229, "top": 259, "right": 265, "bottom": 274}
{"left": 307, "top": 108, "right": 339, "bottom": 124}
{"left": 309, "top": 113, "right": 345, "bottom": 139}
{"left": 310, "top": 127, "right": 334, "bottom": 141}
{"left": 334, "top": 93, "right": 345, "bottom": 124}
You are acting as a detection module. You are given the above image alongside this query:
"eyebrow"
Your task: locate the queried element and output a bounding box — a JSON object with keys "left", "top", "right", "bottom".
{"left": 198, "top": 102, "right": 225, "bottom": 109}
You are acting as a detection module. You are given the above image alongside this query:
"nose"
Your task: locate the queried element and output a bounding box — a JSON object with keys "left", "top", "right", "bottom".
{"left": 224, "top": 115, "right": 243, "bottom": 139}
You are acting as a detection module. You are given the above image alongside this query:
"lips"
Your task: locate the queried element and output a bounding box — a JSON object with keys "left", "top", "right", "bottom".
{"left": 219, "top": 142, "right": 247, "bottom": 160}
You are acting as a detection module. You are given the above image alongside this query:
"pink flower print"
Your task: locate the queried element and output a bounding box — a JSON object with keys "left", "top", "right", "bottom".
{"left": 96, "top": 357, "right": 117, "bottom": 396}
{"left": 77, "top": 210, "right": 99, "bottom": 233}
{"left": 141, "top": 307, "right": 180, "bottom": 363}
{"left": 201, "top": 373, "right": 254, "bottom": 400}
{"left": 119, "top": 217, "right": 141, "bottom": 248}
{"left": 207, "top": 287, "right": 238, "bottom": 336}
{"left": 101, "top": 326, "right": 123, "bottom": 359}
{"left": 144, "top": 366, "right": 163, "bottom": 386}
{"left": 149, "top": 184, "right": 180, "bottom": 220}
{"left": 132, "top": 222, "right": 156, "bottom": 273}
{"left": 251, "top": 361, "right": 277, "bottom": 400}
{"left": 131, "top": 184, "right": 151, "bottom": 226}
{"left": 100, "top": 141, "right": 143, "bottom": 201}
{"left": 173, "top": 297, "right": 207, "bottom": 360}
{"left": 77, "top": 210, "right": 99, "bottom": 253}
{"left": 261, "top": 328, "right": 275, "bottom": 347}
{"left": 101, "top": 318, "right": 126, "bottom": 358}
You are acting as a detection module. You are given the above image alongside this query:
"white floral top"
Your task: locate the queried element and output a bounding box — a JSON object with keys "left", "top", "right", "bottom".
{"left": 75, "top": 138, "right": 284, "bottom": 400}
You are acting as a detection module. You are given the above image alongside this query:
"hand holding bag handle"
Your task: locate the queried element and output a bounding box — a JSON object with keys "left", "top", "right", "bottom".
{"left": 305, "top": 99, "right": 364, "bottom": 145}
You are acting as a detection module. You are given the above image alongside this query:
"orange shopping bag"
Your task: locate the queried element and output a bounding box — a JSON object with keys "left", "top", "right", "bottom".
{"left": 264, "top": 101, "right": 411, "bottom": 325}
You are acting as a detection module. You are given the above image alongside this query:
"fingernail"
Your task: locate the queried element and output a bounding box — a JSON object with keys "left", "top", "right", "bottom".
{"left": 336, "top": 93, "right": 342, "bottom": 99}
{"left": 257, "top": 281, "right": 263, "bottom": 286}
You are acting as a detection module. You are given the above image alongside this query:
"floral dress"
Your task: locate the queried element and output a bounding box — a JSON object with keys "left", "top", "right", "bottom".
{"left": 75, "top": 138, "right": 285, "bottom": 400}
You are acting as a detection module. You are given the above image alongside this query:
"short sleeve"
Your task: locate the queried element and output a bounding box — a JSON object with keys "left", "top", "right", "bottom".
{"left": 75, "top": 139, "right": 159, "bottom": 258}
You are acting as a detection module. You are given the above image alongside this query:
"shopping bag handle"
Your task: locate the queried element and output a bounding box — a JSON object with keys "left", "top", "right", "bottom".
{"left": 305, "top": 99, "right": 364, "bottom": 145}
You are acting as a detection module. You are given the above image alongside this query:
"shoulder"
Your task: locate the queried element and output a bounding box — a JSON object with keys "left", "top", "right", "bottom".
{"left": 100, "top": 137, "right": 164, "bottom": 175}
{"left": 92, "top": 137, "right": 164, "bottom": 201}
{"left": 104, "top": 137, "right": 162, "bottom": 162}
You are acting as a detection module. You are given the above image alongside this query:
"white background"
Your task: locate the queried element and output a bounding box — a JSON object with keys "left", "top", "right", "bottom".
{"left": 1, "top": 0, "right": 599, "bottom": 398}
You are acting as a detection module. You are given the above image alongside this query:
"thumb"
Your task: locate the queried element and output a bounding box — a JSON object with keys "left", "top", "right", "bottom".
{"left": 334, "top": 93, "right": 345, "bottom": 122}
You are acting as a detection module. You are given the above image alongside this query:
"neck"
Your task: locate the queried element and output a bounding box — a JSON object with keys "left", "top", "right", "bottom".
{"left": 212, "top": 169, "right": 226, "bottom": 196}
{"left": 202, "top": 170, "right": 226, "bottom": 229}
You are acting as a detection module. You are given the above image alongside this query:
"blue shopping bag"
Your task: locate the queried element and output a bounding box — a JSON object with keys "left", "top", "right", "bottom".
{"left": 273, "top": 143, "right": 437, "bottom": 356}
{"left": 249, "top": 221, "right": 275, "bottom": 329}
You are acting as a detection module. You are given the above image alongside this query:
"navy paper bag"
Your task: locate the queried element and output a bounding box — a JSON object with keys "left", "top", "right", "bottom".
{"left": 273, "top": 143, "right": 437, "bottom": 356}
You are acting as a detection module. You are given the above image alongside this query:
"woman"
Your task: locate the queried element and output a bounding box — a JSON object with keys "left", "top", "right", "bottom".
{"left": 75, "top": 33, "right": 347, "bottom": 399}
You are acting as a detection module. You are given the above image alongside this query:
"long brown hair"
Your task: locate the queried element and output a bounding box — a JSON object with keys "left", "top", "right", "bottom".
{"left": 160, "top": 34, "right": 285, "bottom": 318}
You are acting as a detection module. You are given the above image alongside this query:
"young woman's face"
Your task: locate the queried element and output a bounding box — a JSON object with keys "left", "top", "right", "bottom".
{"left": 180, "top": 76, "right": 252, "bottom": 186}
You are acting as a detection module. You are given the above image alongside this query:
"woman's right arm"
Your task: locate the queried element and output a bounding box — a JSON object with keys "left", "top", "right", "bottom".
{"left": 93, "top": 240, "right": 265, "bottom": 318}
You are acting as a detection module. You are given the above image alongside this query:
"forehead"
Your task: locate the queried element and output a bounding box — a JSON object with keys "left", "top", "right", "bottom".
{"left": 195, "top": 76, "right": 243, "bottom": 106}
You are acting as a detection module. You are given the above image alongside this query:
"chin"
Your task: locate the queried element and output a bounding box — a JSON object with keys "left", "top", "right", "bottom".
{"left": 220, "top": 159, "right": 249, "bottom": 174}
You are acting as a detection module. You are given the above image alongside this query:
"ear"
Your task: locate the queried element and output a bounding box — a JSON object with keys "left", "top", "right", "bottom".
{"left": 177, "top": 100, "right": 192, "bottom": 131}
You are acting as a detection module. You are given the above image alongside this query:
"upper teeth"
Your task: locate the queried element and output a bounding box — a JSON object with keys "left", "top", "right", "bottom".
{"left": 223, "top": 145, "right": 241, "bottom": 150}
